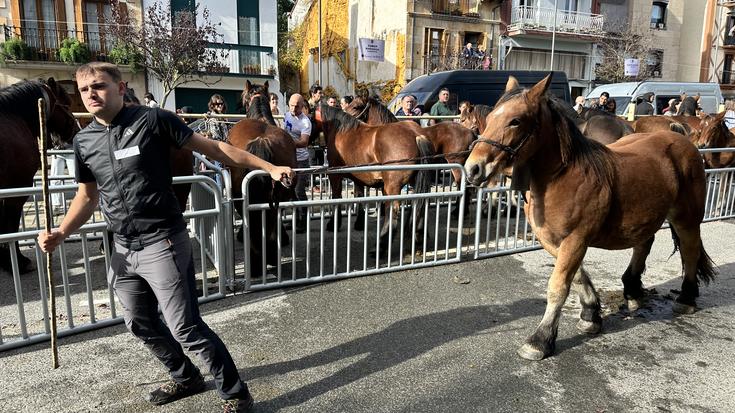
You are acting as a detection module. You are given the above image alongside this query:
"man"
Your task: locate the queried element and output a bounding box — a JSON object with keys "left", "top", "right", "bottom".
{"left": 395, "top": 94, "right": 422, "bottom": 124}
{"left": 634, "top": 92, "right": 654, "bottom": 116}
{"left": 326, "top": 96, "right": 338, "bottom": 108}
{"left": 461, "top": 42, "right": 475, "bottom": 68}
{"left": 284, "top": 93, "right": 312, "bottom": 232}
{"left": 305, "top": 84, "right": 324, "bottom": 166}
{"left": 591, "top": 91, "right": 609, "bottom": 110}
{"left": 429, "top": 87, "right": 456, "bottom": 125}
{"left": 573, "top": 96, "right": 586, "bottom": 114}
{"left": 38, "top": 62, "right": 293, "bottom": 413}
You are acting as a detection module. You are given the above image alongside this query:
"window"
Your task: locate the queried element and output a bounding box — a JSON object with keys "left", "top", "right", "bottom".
{"left": 424, "top": 28, "right": 445, "bottom": 72}
{"left": 564, "top": 0, "right": 579, "bottom": 12}
{"left": 646, "top": 49, "right": 663, "bottom": 78}
{"left": 724, "top": 54, "right": 734, "bottom": 84}
{"left": 83, "top": 0, "right": 113, "bottom": 54}
{"left": 651, "top": 1, "right": 668, "bottom": 29}
{"left": 726, "top": 14, "right": 735, "bottom": 45}
{"left": 20, "top": 0, "right": 59, "bottom": 50}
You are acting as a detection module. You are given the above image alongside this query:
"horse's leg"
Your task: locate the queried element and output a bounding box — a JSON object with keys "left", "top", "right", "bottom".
{"left": 573, "top": 266, "right": 602, "bottom": 334}
{"left": 353, "top": 184, "right": 366, "bottom": 231}
{"left": 518, "top": 239, "right": 587, "bottom": 361}
{"left": 378, "top": 178, "right": 403, "bottom": 249}
{"left": 326, "top": 175, "right": 343, "bottom": 232}
{"left": 621, "top": 236, "right": 655, "bottom": 311}
{"left": 669, "top": 224, "right": 715, "bottom": 314}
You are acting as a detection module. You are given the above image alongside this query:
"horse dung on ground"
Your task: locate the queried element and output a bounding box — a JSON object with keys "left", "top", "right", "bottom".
{"left": 464, "top": 74, "right": 716, "bottom": 361}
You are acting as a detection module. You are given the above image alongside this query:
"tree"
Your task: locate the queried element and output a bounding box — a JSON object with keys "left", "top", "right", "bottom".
{"left": 108, "top": 1, "right": 229, "bottom": 108}
{"left": 595, "top": 20, "right": 657, "bottom": 83}
{"left": 277, "top": 0, "right": 299, "bottom": 93}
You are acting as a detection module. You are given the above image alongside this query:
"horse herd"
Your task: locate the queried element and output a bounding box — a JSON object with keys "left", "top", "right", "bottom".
{"left": 0, "top": 75, "right": 732, "bottom": 360}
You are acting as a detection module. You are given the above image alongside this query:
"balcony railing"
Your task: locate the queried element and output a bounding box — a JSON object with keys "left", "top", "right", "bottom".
{"left": 1, "top": 25, "right": 112, "bottom": 62}
{"left": 508, "top": 6, "right": 604, "bottom": 35}
{"left": 431, "top": 0, "right": 480, "bottom": 18}
{"left": 720, "top": 68, "right": 735, "bottom": 85}
{"left": 423, "top": 52, "right": 491, "bottom": 74}
{"left": 206, "top": 43, "right": 276, "bottom": 77}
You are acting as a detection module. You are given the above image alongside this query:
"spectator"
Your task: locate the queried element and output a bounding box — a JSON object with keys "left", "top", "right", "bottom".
{"left": 590, "top": 92, "right": 609, "bottom": 110}
{"left": 143, "top": 92, "right": 158, "bottom": 108}
{"left": 573, "top": 96, "right": 586, "bottom": 114}
{"left": 429, "top": 87, "right": 456, "bottom": 125}
{"left": 482, "top": 53, "right": 492, "bottom": 70}
{"left": 283, "top": 94, "right": 312, "bottom": 232}
{"left": 634, "top": 92, "right": 654, "bottom": 116}
{"left": 395, "top": 94, "right": 422, "bottom": 124}
{"left": 326, "top": 96, "right": 338, "bottom": 108}
{"left": 458, "top": 100, "right": 472, "bottom": 124}
{"left": 205, "top": 94, "right": 229, "bottom": 142}
{"left": 269, "top": 93, "right": 284, "bottom": 127}
{"left": 725, "top": 99, "right": 735, "bottom": 129}
{"left": 663, "top": 98, "right": 678, "bottom": 116}
{"left": 305, "top": 84, "right": 323, "bottom": 115}
{"left": 462, "top": 43, "right": 475, "bottom": 68}
{"left": 340, "top": 95, "right": 353, "bottom": 111}
{"left": 605, "top": 98, "right": 617, "bottom": 115}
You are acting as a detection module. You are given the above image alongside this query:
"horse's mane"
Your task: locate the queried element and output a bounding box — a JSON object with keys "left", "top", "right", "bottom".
{"left": 472, "top": 104, "right": 493, "bottom": 120}
{"left": 0, "top": 80, "right": 46, "bottom": 127}
{"left": 320, "top": 102, "right": 363, "bottom": 133}
{"left": 247, "top": 94, "right": 277, "bottom": 126}
{"left": 546, "top": 95, "right": 616, "bottom": 190}
{"left": 367, "top": 97, "right": 398, "bottom": 123}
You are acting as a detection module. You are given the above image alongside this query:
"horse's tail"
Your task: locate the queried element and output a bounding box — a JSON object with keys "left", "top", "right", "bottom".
{"left": 669, "top": 122, "right": 688, "bottom": 136}
{"left": 669, "top": 227, "right": 716, "bottom": 285}
{"left": 245, "top": 136, "right": 278, "bottom": 210}
{"left": 413, "top": 135, "right": 435, "bottom": 214}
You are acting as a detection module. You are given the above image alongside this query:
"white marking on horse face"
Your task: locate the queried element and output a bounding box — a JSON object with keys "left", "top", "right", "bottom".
{"left": 494, "top": 105, "right": 506, "bottom": 116}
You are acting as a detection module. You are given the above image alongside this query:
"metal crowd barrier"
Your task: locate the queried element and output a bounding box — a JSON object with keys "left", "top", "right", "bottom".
{"left": 0, "top": 175, "right": 228, "bottom": 352}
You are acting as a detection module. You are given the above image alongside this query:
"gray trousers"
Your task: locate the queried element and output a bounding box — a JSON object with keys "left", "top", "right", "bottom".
{"left": 108, "top": 229, "right": 248, "bottom": 400}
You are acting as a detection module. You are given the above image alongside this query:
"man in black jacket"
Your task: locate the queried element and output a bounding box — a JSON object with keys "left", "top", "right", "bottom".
{"left": 38, "top": 62, "right": 293, "bottom": 413}
{"left": 635, "top": 92, "right": 655, "bottom": 116}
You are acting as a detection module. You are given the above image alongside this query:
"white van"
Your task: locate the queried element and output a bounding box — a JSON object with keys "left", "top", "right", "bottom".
{"left": 586, "top": 81, "right": 724, "bottom": 116}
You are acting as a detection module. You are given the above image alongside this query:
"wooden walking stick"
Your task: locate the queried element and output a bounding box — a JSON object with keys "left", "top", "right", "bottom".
{"left": 38, "top": 98, "right": 59, "bottom": 368}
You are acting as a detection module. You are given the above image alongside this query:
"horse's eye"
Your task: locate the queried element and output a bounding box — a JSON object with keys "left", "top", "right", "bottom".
{"left": 509, "top": 118, "right": 521, "bottom": 127}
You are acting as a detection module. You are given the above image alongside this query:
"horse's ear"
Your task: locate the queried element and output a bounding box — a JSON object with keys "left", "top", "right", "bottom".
{"left": 505, "top": 76, "right": 519, "bottom": 93}
{"left": 264, "top": 80, "right": 269, "bottom": 92}
{"left": 47, "top": 77, "right": 57, "bottom": 88}
{"left": 527, "top": 74, "right": 553, "bottom": 103}
{"left": 245, "top": 80, "right": 253, "bottom": 92}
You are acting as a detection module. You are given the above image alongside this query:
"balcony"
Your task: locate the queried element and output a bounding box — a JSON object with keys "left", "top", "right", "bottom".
{"left": 205, "top": 43, "right": 277, "bottom": 77}
{"left": 508, "top": 6, "right": 604, "bottom": 36}
{"left": 431, "top": 0, "right": 480, "bottom": 18}
{"left": 422, "top": 52, "right": 490, "bottom": 74}
{"left": 720, "top": 68, "right": 735, "bottom": 86}
{"left": 1, "top": 25, "right": 112, "bottom": 63}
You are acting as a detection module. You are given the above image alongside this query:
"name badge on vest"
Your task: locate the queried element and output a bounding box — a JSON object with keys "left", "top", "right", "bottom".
{"left": 113, "top": 145, "right": 140, "bottom": 160}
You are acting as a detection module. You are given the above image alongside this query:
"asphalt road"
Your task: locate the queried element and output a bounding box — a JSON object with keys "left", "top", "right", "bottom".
{"left": 1, "top": 220, "right": 734, "bottom": 413}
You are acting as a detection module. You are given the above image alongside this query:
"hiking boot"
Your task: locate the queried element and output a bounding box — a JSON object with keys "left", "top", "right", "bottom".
{"left": 222, "top": 393, "right": 255, "bottom": 413}
{"left": 145, "top": 374, "right": 206, "bottom": 405}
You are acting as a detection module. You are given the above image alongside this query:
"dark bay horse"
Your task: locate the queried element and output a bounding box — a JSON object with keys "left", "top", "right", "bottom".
{"left": 464, "top": 75, "right": 715, "bottom": 360}
{"left": 0, "top": 78, "right": 78, "bottom": 273}
{"left": 576, "top": 108, "right": 634, "bottom": 145}
{"left": 228, "top": 92, "right": 296, "bottom": 275}
{"left": 314, "top": 103, "right": 434, "bottom": 244}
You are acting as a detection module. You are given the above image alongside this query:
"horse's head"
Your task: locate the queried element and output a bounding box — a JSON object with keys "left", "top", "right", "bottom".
{"left": 698, "top": 111, "right": 731, "bottom": 149}
{"left": 43, "top": 77, "right": 79, "bottom": 147}
{"left": 344, "top": 96, "right": 370, "bottom": 121}
{"left": 241, "top": 80, "right": 269, "bottom": 113}
{"left": 246, "top": 94, "right": 277, "bottom": 126}
{"left": 465, "top": 75, "right": 553, "bottom": 186}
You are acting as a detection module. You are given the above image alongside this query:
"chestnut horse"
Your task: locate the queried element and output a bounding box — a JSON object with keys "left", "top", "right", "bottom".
{"left": 632, "top": 115, "right": 703, "bottom": 139}
{"left": 460, "top": 104, "right": 493, "bottom": 135}
{"left": 314, "top": 103, "right": 434, "bottom": 244}
{"left": 697, "top": 111, "right": 735, "bottom": 168}
{"left": 346, "top": 96, "right": 475, "bottom": 187}
{"left": 228, "top": 92, "right": 297, "bottom": 275}
{"left": 0, "top": 78, "right": 78, "bottom": 273}
{"left": 577, "top": 108, "right": 634, "bottom": 145}
{"left": 464, "top": 75, "right": 715, "bottom": 360}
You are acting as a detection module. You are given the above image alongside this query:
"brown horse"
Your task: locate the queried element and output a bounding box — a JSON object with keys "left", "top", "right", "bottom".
{"left": 632, "top": 115, "right": 703, "bottom": 138}
{"left": 460, "top": 104, "right": 493, "bottom": 134}
{"left": 697, "top": 111, "right": 735, "bottom": 168}
{"left": 577, "top": 108, "right": 634, "bottom": 145}
{"left": 314, "top": 103, "right": 434, "bottom": 244}
{"left": 464, "top": 75, "right": 715, "bottom": 360}
{"left": 346, "top": 96, "right": 475, "bottom": 187}
{"left": 228, "top": 92, "right": 297, "bottom": 275}
{"left": 0, "top": 78, "right": 78, "bottom": 273}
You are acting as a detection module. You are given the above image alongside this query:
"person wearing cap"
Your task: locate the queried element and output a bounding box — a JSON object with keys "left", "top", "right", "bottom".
{"left": 635, "top": 92, "right": 655, "bottom": 116}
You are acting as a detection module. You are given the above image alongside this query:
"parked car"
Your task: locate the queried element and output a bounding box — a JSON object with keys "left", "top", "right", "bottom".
{"left": 388, "top": 70, "right": 571, "bottom": 115}
{"left": 586, "top": 81, "right": 724, "bottom": 116}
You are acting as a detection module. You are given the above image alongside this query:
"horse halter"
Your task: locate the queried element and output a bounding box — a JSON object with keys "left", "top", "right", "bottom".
{"left": 352, "top": 100, "right": 371, "bottom": 121}
{"left": 469, "top": 132, "right": 533, "bottom": 163}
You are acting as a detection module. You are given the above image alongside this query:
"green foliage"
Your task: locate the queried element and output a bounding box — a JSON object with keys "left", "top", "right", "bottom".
{"left": 108, "top": 45, "right": 144, "bottom": 73}
{"left": 58, "top": 38, "right": 91, "bottom": 64}
{"left": 0, "top": 37, "right": 30, "bottom": 62}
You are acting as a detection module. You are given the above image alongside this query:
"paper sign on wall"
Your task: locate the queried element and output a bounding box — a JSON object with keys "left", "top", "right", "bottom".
{"left": 358, "top": 38, "right": 385, "bottom": 62}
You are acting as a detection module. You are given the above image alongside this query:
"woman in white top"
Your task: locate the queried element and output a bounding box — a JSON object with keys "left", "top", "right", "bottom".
{"left": 143, "top": 92, "right": 159, "bottom": 108}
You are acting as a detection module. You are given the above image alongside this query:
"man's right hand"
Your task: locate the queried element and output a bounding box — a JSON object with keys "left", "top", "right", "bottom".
{"left": 38, "top": 230, "right": 66, "bottom": 253}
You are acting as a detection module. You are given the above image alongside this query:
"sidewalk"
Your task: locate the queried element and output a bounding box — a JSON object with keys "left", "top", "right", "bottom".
{"left": 1, "top": 221, "right": 734, "bottom": 413}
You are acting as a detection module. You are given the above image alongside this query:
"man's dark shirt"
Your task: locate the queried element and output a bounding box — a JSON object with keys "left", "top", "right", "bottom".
{"left": 395, "top": 107, "right": 422, "bottom": 124}
{"left": 74, "top": 105, "right": 193, "bottom": 248}
{"left": 635, "top": 101, "right": 654, "bottom": 116}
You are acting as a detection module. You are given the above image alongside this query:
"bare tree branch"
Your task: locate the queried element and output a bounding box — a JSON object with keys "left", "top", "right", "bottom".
{"left": 596, "top": 19, "right": 659, "bottom": 83}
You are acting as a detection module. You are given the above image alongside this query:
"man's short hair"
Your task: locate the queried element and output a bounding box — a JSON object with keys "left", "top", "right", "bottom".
{"left": 600, "top": 91, "right": 610, "bottom": 98}
{"left": 439, "top": 87, "right": 450, "bottom": 94}
{"left": 309, "top": 84, "right": 323, "bottom": 96}
{"left": 76, "top": 62, "right": 122, "bottom": 83}
{"left": 402, "top": 94, "right": 416, "bottom": 102}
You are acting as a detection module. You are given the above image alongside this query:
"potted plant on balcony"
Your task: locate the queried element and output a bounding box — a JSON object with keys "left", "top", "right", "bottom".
{"left": 58, "top": 38, "right": 91, "bottom": 64}
{"left": 0, "top": 37, "right": 31, "bottom": 63}
{"left": 108, "top": 45, "right": 144, "bottom": 73}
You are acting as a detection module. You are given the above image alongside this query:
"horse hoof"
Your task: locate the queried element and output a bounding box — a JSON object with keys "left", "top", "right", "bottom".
{"left": 576, "top": 319, "right": 601, "bottom": 335}
{"left": 627, "top": 299, "right": 643, "bottom": 312}
{"left": 517, "top": 343, "right": 547, "bottom": 361}
{"left": 672, "top": 301, "right": 697, "bottom": 314}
